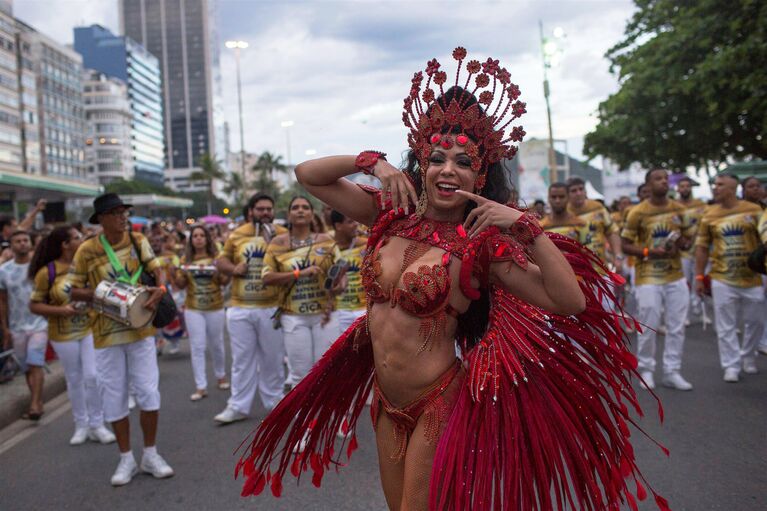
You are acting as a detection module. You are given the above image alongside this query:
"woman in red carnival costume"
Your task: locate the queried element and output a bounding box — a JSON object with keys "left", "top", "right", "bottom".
{"left": 236, "top": 48, "right": 671, "bottom": 511}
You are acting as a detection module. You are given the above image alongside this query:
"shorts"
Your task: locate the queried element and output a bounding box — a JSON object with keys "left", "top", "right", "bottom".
{"left": 11, "top": 330, "right": 47, "bottom": 372}
{"left": 95, "top": 337, "right": 160, "bottom": 422}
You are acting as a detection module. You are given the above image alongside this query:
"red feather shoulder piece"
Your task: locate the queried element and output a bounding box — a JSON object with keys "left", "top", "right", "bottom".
{"left": 430, "top": 230, "right": 670, "bottom": 511}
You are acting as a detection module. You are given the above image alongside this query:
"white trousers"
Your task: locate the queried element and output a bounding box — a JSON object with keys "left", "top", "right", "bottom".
{"left": 334, "top": 308, "right": 366, "bottom": 334}
{"left": 282, "top": 313, "right": 339, "bottom": 388}
{"left": 227, "top": 306, "right": 285, "bottom": 414}
{"left": 185, "top": 309, "right": 226, "bottom": 390}
{"left": 711, "top": 280, "right": 764, "bottom": 371}
{"left": 51, "top": 334, "right": 105, "bottom": 429}
{"left": 760, "top": 277, "right": 767, "bottom": 350}
{"left": 681, "top": 257, "right": 703, "bottom": 316}
{"left": 635, "top": 278, "right": 689, "bottom": 374}
{"left": 95, "top": 337, "right": 160, "bottom": 422}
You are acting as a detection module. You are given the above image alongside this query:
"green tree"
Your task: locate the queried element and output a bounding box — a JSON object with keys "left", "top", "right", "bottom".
{"left": 190, "top": 153, "right": 225, "bottom": 215}
{"left": 222, "top": 170, "right": 248, "bottom": 207}
{"left": 251, "top": 151, "right": 288, "bottom": 197}
{"left": 584, "top": 0, "right": 767, "bottom": 174}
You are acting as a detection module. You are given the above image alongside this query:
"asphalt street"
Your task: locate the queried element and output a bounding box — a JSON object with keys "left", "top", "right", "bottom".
{"left": 1, "top": 322, "right": 765, "bottom": 510}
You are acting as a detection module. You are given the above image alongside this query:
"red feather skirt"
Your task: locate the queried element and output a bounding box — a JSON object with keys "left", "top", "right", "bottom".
{"left": 236, "top": 234, "right": 671, "bottom": 511}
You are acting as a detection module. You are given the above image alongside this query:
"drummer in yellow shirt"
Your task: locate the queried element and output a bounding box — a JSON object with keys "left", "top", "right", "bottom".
{"left": 621, "top": 169, "right": 694, "bottom": 391}
{"left": 329, "top": 209, "right": 368, "bottom": 333}
{"left": 262, "top": 197, "right": 343, "bottom": 391}
{"left": 540, "top": 182, "right": 588, "bottom": 244}
{"left": 566, "top": 177, "right": 625, "bottom": 273}
{"left": 213, "top": 193, "right": 287, "bottom": 424}
{"left": 69, "top": 193, "right": 173, "bottom": 486}
{"left": 694, "top": 174, "right": 764, "bottom": 382}
{"left": 169, "top": 225, "right": 230, "bottom": 402}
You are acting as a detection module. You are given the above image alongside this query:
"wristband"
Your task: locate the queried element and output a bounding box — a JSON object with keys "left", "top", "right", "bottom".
{"left": 642, "top": 247, "right": 650, "bottom": 258}
{"left": 159, "top": 284, "right": 167, "bottom": 294}
{"left": 695, "top": 274, "right": 706, "bottom": 282}
{"left": 293, "top": 269, "right": 301, "bottom": 280}
{"left": 355, "top": 150, "right": 387, "bottom": 176}
{"left": 509, "top": 213, "right": 543, "bottom": 246}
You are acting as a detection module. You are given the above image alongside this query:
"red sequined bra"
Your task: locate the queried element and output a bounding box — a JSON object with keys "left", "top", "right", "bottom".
{"left": 359, "top": 195, "right": 530, "bottom": 351}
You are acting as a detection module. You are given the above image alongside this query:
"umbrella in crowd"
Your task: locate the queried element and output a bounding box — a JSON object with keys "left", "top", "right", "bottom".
{"left": 199, "top": 215, "right": 229, "bottom": 225}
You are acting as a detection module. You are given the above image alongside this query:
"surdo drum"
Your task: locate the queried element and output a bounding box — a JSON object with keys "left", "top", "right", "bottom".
{"left": 93, "top": 281, "right": 154, "bottom": 328}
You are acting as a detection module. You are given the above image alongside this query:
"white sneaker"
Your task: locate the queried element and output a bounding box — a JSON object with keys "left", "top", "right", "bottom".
{"left": 723, "top": 368, "right": 740, "bottom": 383}
{"left": 128, "top": 395, "right": 136, "bottom": 410}
{"left": 88, "top": 425, "right": 116, "bottom": 444}
{"left": 167, "top": 340, "right": 180, "bottom": 355}
{"left": 214, "top": 406, "right": 247, "bottom": 424}
{"left": 662, "top": 372, "right": 693, "bottom": 391}
{"left": 742, "top": 359, "right": 759, "bottom": 375}
{"left": 69, "top": 427, "right": 89, "bottom": 446}
{"left": 140, "top": 451, "right": 175, "bottom": 479}
{"left": 639, "top": 371, "right": 655, "bottom": 390}
{"left": 111, "top": 455, "right": 138, "bottom": 486}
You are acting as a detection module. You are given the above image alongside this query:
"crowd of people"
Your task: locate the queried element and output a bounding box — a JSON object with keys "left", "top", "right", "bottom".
{"left": 0, "top": 190, "right": 367, "bottom": 487}
{"left": 538, "top": 170, "right": 767, "bottom": 389}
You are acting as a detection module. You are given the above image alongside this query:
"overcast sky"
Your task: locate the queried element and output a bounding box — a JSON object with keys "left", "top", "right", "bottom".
{"left": 13, "top": 0, "right": 635, "bottom": 167}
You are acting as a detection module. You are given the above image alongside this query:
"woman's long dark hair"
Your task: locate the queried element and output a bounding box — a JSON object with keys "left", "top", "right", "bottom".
{"left": 28, "top": 225, "right": 73, "bottom": 280}
{"left": 185, "top": 224, "right": 217, "bottom": 261}
{"left": 401, "top": 86, "right": 517, "bottom": 350}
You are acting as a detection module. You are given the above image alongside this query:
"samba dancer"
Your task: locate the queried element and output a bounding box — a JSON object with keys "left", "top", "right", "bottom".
{"left": 70, "top": 193, "right": 173, "bottom": 486}
{"left": 169, "top": 225, "right": 230, "bottom": 401}
{"left": 213, "top": 193, "right": 286, "bottom": 424}
{"left": 262, "top": 197, "right": 342, "bottom": 391}
{"left": 29, "top": 226, "right": 115, "bottom": 445}
{"left": 236, "top": 49, "right": 671, "bottom": 511}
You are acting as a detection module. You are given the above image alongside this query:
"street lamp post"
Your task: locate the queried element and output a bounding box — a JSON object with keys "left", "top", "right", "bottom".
{"left": 225, "top": 40, "right": 249, "bottom": 180}
{"left": 539, "top": 22, "right": 565, "bottom": 186}
{"left": 280, "top": 120, "right": 294, "bottom": 165}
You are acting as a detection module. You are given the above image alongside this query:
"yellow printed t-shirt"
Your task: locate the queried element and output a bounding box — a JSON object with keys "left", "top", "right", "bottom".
{"left": 678, "top": 199, "right": 706, "bottom": 258}
{"left": 30, "top": 261, "right": 91, "bottom": 342}
{"left": 262, "top": 237, "right": 340, "bottom": 315}
{"left": 695, "top": 201, "right": 763, "bottom": 288}
{"left": 540, "top": 215, "right": 588, "bottom": 244}
{"left": 335, "top": 239, "right": 368, "bottom": 311}
{"left": 177, "top": 255, "right": 224, "bottom": 311}
{"left": 222, "top": 223, "right": 286, "bottom": 308}
{"left": 621, "top": 200, "right": 691, "bottom": 285}
{"left": 568, "top": 199, "right": 618, "bottom": 261}
{"left": 69, "top": 233, "right": 161, "bottom": 349}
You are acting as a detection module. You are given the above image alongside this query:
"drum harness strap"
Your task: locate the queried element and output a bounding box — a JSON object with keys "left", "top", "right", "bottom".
{"left": 99, "top": 235, "right": 143, "bottom": 286}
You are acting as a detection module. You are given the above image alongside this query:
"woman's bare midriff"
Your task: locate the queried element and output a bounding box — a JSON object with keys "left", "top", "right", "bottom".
{"left": 369, "top": 237, "right": 471, "bottom": 407}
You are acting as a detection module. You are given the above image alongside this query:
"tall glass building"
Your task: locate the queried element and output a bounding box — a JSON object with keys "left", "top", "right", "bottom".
{"left": 119, "top": 0, "right": 224, "bottom": 192}
{"left": 74, "top": 25, "right": 165, "bottom": 186}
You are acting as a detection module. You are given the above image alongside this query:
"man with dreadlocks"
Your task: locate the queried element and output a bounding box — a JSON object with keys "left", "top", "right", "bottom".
{"left": 234, "top": 48, "right": 672, "bottom": 511}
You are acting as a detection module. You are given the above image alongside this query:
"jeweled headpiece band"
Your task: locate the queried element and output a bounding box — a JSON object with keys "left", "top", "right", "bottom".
{"left": 403, "top": 47, "right": 527, "bottom": 193}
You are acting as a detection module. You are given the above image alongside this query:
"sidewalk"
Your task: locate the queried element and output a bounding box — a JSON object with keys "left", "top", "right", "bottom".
{"left": 0, "top": 360, "right": 66, "bottom": 430}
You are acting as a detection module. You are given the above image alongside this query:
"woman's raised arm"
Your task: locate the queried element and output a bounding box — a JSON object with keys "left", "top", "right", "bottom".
{"left": 295, "top": 155, "right": 417, "bottom": 226}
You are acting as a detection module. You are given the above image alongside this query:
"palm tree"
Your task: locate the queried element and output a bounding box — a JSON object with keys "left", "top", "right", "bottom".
{"left": 251, "top": 151, "right": 288, "bottom": 196}
{"left": 223, "top": 170, "right": 247, "bottom": 206}
{"left": 190, "top": 153, "right": 225, "bottom": 215}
